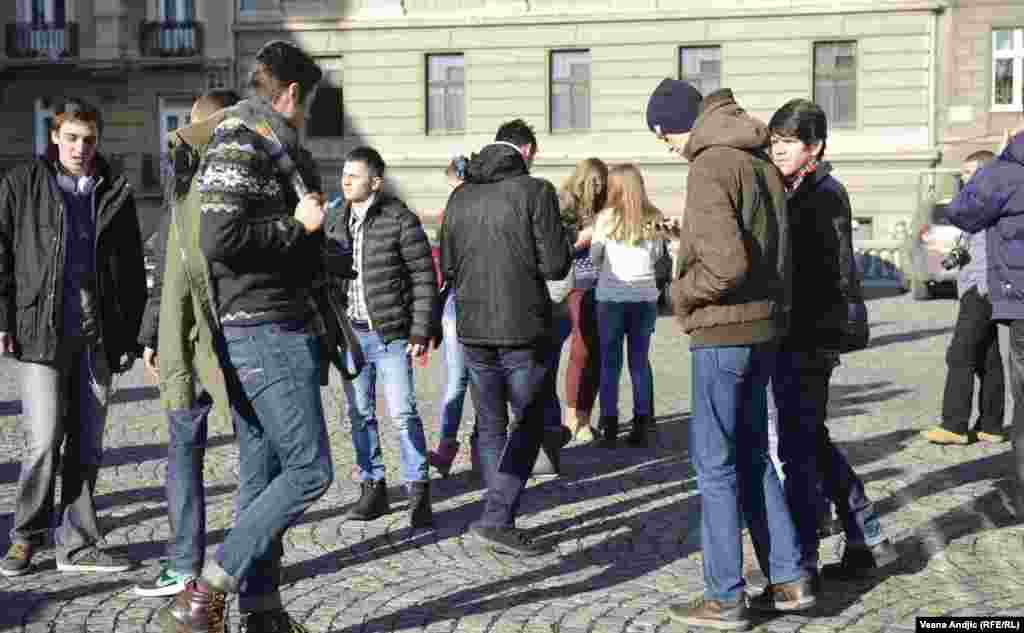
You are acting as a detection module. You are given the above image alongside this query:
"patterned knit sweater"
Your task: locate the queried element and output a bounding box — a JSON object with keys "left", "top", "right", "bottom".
{"left": 197, "top": 99, "right": 321, "bottom": 325}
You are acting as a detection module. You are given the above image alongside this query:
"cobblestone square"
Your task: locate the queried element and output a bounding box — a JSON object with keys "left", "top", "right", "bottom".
{"left": 1, "top": 292, "right": 1021, "bottom": 632}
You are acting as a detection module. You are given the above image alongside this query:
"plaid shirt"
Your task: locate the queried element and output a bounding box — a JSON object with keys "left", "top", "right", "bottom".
{"left": 346, "top": 197, "right": 373, "bottom": 326}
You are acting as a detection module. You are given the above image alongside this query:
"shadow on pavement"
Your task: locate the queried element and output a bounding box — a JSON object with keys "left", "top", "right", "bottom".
{"left": 867, "top": 327, "right": 953, "bottom": 349}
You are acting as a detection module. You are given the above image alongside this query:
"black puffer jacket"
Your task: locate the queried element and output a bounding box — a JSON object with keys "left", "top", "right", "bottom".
{"left": 440, "top": 143, "right": 574, "bottom": 347}
{"left": 326, "top": 194, "right": 437, "bottom": 345}
{"left": 783, "top": 162, "right": 862, "bottom": 351}
{"left": 0, "top": 156, "right": 147, "bottom": 369}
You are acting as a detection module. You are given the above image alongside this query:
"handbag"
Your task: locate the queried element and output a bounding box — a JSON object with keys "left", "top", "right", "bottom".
{"left": 838, "top": 299, "right": 870, "bottom": 353}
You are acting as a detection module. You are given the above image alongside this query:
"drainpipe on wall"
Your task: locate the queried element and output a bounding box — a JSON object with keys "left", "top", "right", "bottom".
{"left": 929, "top": 1, "right": 950, "bottom": 164}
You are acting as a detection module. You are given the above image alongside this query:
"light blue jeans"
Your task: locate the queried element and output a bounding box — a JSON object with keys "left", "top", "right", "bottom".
{"left": 439, "top": 293, "right": 471, "bottom": 440}
{"left": 596, "top": 300, "right": 658, "bottom": 419}
{"left": 343, "top": 327, "right": 429, "bottom": 483}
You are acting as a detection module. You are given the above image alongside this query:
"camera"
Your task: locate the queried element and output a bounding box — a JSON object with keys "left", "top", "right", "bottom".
{"left": 941, "top": 245, "right": 971, "bottom": 270}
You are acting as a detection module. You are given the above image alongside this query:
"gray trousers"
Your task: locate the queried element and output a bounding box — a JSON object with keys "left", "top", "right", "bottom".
{"left": 10, "top": 342, "right": 111, "bottom": 557}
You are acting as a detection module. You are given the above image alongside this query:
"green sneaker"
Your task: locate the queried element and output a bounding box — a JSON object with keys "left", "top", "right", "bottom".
{"left": 134, "top": 562, "right": 194, "bottom": 597}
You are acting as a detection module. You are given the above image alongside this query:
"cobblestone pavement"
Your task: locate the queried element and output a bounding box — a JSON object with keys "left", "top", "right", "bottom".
{"left": 1, "top": 291, "right": 1023, "bottom": 633}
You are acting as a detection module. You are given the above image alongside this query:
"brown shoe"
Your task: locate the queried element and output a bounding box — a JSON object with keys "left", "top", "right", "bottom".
{"left": 977, "top": 431, "right": 1008, "bottom": 444}
{"left": 158, "top": 579, "right": 227, "bottom": 633}
{"left": 748, "top": 575, "right": 817, "bottom": 612}
{"left": 923, "top": 427, "right": 970, "bottom": 445}
{"left": 668, "top": 597, "right": 751, "bottom": 631}
{"left": 0, "top": 542, "right": 34, "bottom": 577}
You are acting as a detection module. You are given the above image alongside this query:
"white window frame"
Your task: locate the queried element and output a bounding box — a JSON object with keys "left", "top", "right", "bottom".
{"left": 992, "top": 28, "right": 1024, "bottom": 113}
{"left": 34, "top": 98, "right": 55, "bottom": 158}
{"left": 159, "top": 97, "right": 193, "bottom": 151}
{"left": 550, "top": 49, "right": 591, "bottom": 133}
{"left": 813, "top": 41, "right": 858, "bottom": 130}
{"left": 679, "top": 45, "right": 722, "bottom": 96}
{"left": 426, "top": 53, "right": 466, "bottom": 134}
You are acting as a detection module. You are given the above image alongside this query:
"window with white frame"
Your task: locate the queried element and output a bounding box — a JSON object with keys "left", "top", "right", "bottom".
{"left": 679, "top": 46, "right": 721, "bottom": 96}
{"left": 159, "top": 0, "right": 196, "bottom": 51}
{"left": 17, "top": 0, "right": 67, "bottom": 57}
{"left": 993, "top": 28, "right": 1024, "bottom": 111}
{"left": 34, "top": 98, "right": 56, "bottom": 158}
{"left": 427, "top": 54, "right": 465, "bottom": 134}
{"left": 551, "top": 50, "right": 591, "bottom": 132}
{"left": 159, "top": 97, "right": 192, "bottom": 152}
{"left": 814, "top": 41, "right": 857, "bottom": 128}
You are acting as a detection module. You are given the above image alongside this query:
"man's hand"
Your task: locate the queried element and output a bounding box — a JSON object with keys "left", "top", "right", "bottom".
{"left": 294, "top": 193, "right": 326, "bottom": 234}
{"left": 0, "top": 332, "right": 15, "bottom": 356}
{"left": 406, "top": 337, "right": 428, "bottom": 358}
{"left": 143, "top": 347, "right": 159, "bottom": 381}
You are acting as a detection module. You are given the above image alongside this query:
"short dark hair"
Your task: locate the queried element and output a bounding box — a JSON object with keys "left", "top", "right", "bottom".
{"left": 964, "top": 149, "right": 995, "bottom": 165}
{"left": 769, "top": 98, "right": 828, "bottom": 160}
{"left": 249, "top": 40, "right": 322, "bottom": 105}
{"left": 495, "top": 119, "right": 537, "bottom": 151}
{"left": 345, "top": 146, "right": 386, "bottom": 179}
{"left": 53, "top": 97, "right": 103, "bottom": 137}
{"left": 192, "top": 88, "right": 241, "bottom": 121}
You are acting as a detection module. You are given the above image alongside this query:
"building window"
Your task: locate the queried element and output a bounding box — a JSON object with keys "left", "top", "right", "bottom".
{"left": 551, "top": 49, "right": 591, "bottom": 132}
{"left": 34, "top": 98, "right": 55, "bottom": 158}
{"left": 308, "top": 71, "right": 344, "bottom": 138}
{"left": 814, "top": 41, "right": 857, "bottom": 128}
{"left": 993, "top": 28, "right": 1024, "bottom": 111}
{"left": 159, "top": 0, "right": 196, "bottom": 52}
{"left": 679, "top": 46, "right": 721, "bottom": 96}
{"left": 427, "top": 54, "right": 465, "bottom": 134}
{"left": 16, "top": 0, "right": 68, "bottom": 58}
{"left": 159, "top": 97, "right": 192, "bottom": 151}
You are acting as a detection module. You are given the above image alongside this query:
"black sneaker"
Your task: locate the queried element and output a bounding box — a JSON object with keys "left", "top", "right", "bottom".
{"left": 470, "top": 523, "right": 552, "bottom": 557}
{"left": 240, "top": 609, "right": 310, "bottom": 633}
{"left": 668, "top": 597, "right": 751, "bottom": 631}
{"left": 821, "top": 538, "right": 899, "bottom": 580}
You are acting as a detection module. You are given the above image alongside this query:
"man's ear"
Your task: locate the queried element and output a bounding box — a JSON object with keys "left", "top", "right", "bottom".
{"left": 371, "top": 175, "right": 384, "bottom": 192}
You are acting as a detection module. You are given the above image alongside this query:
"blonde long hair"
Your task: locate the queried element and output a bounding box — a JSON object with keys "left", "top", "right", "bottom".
{"left": 603, "top": 164, "right": 662, "bottom": 244}
{"left": 559, "top": 157, "right": 608, "bottom": 227}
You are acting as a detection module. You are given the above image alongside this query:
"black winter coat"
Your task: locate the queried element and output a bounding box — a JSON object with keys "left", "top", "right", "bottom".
{"left": 0, "top": 156, "right": 147, "bottom": 369}
{"left": 783, "top": 162, "right": 862, "bottom": 351}
{"left": 440, "top": 143, "right": 574, "bottom": 347}
{"left": 326, "top": 194, "right": 437, "bottom": 345}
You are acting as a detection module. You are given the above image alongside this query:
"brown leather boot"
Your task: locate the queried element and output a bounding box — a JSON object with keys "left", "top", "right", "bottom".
{"left": 158, "top": 579, "right": 227, "bottom": 633}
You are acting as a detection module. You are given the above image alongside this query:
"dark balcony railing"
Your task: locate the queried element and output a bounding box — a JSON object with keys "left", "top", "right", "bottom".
{"left": 140, "top": 20, "right": 203, "bottom": 58}
{"left": 5, "top": 22, "right": 79, "bottom": 59}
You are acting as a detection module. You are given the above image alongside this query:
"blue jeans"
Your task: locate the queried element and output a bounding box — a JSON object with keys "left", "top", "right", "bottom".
{"left": 464, "top": 339, "right": 555, "bottom": 527}
{"left": 440, "top": 293, "right": 471, "bottom": 440}
{"left": 343, "top": 327, "right": 429, "bottom": 483}
{"left": 690, "top": 344, "right": 805, "bottom": 602}
{"left": 596, "top": 300, "right": 657, "bottom": 419}
{"left": 773, "top": 349, "right": 882, "bottom": 567}
{"left": 165, "top": 391, "right": 213, "bottom": 576}
{"left": 214, "top": 321, "right": 334, "bottom": 613}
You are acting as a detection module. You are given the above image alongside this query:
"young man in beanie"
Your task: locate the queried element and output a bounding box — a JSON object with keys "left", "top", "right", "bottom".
{"left": 0, "top": 98, "right": 146, "bottom": 577}
{"left": 158, "top": 40, "right": 333, "bottom": 633}
{"left": 647, "top": 79, "right": 815, "bottom": 630}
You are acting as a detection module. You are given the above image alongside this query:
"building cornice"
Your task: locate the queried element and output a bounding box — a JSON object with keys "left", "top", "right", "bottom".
{"left": 234, "top": 1, "right": 948, "bottom": 32}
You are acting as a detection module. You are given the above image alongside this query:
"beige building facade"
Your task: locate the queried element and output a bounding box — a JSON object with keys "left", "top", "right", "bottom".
{"left": 237, "top": 0, "right": 945, "bottom": 264}
{"left": 0, "top": 0, "right": 234, "bottom": 237}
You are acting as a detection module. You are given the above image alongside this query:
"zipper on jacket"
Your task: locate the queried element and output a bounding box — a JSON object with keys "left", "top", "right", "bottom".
{"left": 91, "top": 177, "right": 106, "bottom": 338}
{"left": 49, "top": 200, "right": 65, "bottom": 331}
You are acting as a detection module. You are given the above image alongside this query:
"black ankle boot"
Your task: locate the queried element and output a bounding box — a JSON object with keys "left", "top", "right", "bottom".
{"left": 533, "top": 426, "right": 571, "bottom": 478}
{"left": 346, "top": 480, "right": 389, "bottom": 521}
{"left": 408, "top": 481, "right": 434, "bottom": 528}
{"left": 598, "top": 416, "right": 619, "bottom": 447}
{"left": 626, "top": 414, "right": 653, "bottom": 447}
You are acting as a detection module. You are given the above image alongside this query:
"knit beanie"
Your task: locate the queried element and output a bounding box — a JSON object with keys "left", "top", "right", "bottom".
{"left": 646, "top": 79, "right": 703, "bottom": 134}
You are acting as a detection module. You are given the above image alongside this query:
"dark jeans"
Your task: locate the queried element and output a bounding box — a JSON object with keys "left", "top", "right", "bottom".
{"left": 1002, "top": 320, "right": 1024, "bottom": 513}
{"left": 464, "top": 338, "right": 555, "bottom": 528}
{"left": 942, "top": 287, "right": 1005, "bottom": 435}
{"left": 213, "top": 320, "right": 334, "bottom": 613}
{"left": 165, "top": 391, "right": 213, "bottom": 576}
{"left": 773, "top": 349, "right": 882, "bottom": 572}
{"left": 11, "top": 342, "right": 111, "bottom": 558}
{"left": 690, "top": 343, "right": 804, "bottom": 602}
